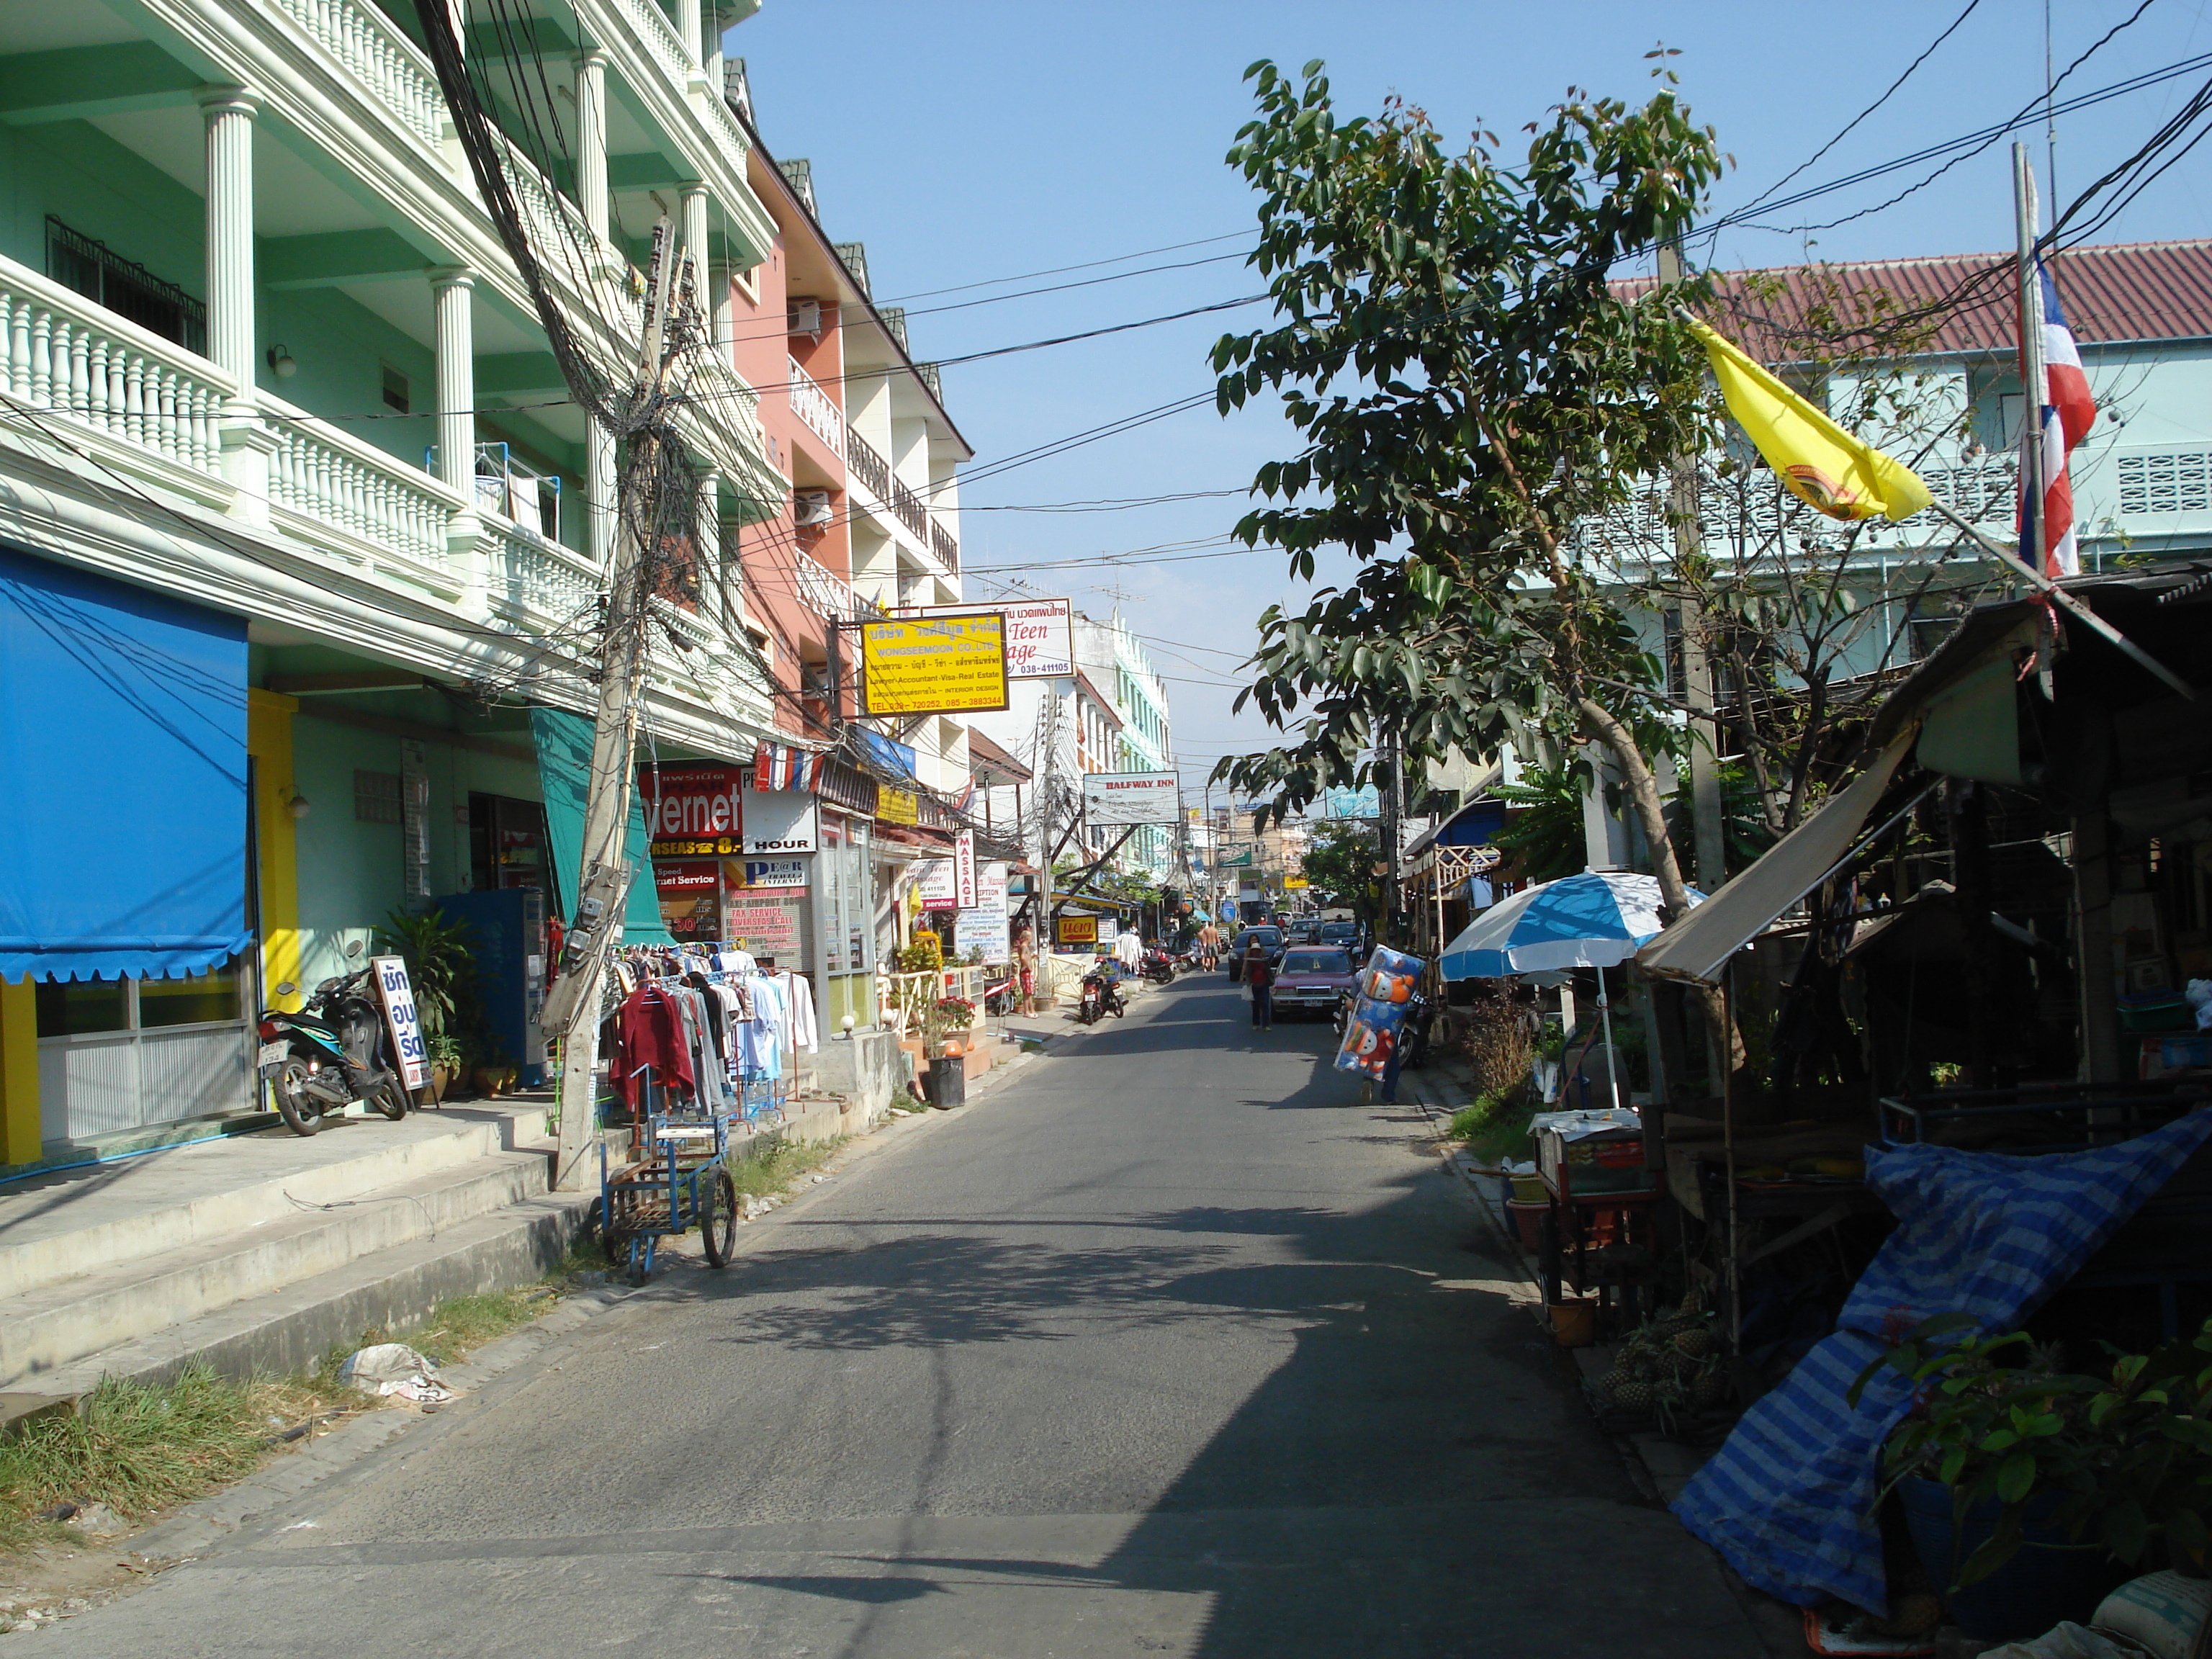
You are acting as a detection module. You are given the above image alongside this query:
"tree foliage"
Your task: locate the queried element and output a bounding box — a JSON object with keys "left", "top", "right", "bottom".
{"left": 1298, "top": 820, "right": 1381, "bottom": 917}
{"left": 1207, "top": 58, "right": 1724, "bottom": 881}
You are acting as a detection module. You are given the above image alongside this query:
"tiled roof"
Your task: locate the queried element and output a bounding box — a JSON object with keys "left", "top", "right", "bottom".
{"left": 1637, "top": 239, "right": 2212, "bottom": 361}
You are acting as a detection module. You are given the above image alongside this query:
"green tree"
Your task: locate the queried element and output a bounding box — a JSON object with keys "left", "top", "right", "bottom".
{"left": 1207, "top": 58, "right": 1722, "bottom": 931}
{"left": 1299, "top": 821, "right": 1381, "bottom": 921}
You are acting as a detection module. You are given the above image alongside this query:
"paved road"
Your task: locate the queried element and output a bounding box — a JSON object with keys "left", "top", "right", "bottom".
{"left": 42, "top": 974, "right": 1763, "bottom": 1658}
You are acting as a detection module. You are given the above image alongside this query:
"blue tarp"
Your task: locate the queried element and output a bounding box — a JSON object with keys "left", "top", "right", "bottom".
{"left": 526, "top": 708, "right": 673, "bottom": 945}
{"left": 0, "top": 546, "right": 250, "bottom": 981}
{"left": 1672, "top": 1113, "right": 2212, "bottom": 1612}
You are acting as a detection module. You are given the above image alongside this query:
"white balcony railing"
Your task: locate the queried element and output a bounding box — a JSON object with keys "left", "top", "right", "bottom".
{"left": 787, "top": 354, "right": 844, "bottom": 459}
{"left": 264, "top": 397, "right": 462, "bottom": 572}
{"left": 0, "top": 261, "right": 232, "bottom": 477}
{"left": 793, "top": 548, "right": 870, "bottom": 621}
{"left": 271, "top": 0, "right": 444, "bottom": 150}
{"left": 488, "top": 518, "right": 603, "bottom": 623}
{"left": 605, "top": 0, "right": 691, "bottom": 83}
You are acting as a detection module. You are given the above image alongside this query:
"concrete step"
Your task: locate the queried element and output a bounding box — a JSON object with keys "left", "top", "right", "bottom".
{"left": 0, "top": 1103, "right": 548, "bottom": 1305}
{"left": 30, "top": 1186, "right": 596, "bottom": 1397}
{"left": 0, "top": 1148, "right": 554, "bottom": 1390}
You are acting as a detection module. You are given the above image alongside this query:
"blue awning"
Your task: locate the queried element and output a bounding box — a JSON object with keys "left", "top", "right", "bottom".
{"left": 0, "top": 547, "right": 251, "bottom": 981}
{"left": 528, "top": 708, "right": 674, "bottom": 946}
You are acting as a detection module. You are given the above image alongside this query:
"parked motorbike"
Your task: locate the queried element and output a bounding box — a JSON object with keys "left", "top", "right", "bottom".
{"left": 1140, "top": 948, "right": 1176, "bottom": 986}
{"left": 256, "top": 941, "right": 410, "bottom": 1136}
{"left": 1076, "top": 966, "right": 1126, "bottom": 1025}
{"left": 1399, "top": 993, "right": 1438, "bottom": 1071}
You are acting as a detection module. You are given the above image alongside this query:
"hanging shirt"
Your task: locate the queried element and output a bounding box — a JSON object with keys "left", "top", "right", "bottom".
{"left": 613, "top": 984, "right": 693, "bottom": 1108}
{"left": 776, "top": 971, "right": 818, "bottom": 1054}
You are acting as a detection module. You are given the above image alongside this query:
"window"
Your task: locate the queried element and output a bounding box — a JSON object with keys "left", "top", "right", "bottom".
{"left": 469, "top": 793, "right": 552, "bottom": 894}
{"left": 355, "top": 770, "right": 403, "bottom": 824}
{"left": 36, "top": 961, "right": 241, "bottom": 1037}
{"left": 382, "top": 365, "right": 410, "bottom": 414}
{"left": 46, "top": 217, "right": 207, "bottom": 355}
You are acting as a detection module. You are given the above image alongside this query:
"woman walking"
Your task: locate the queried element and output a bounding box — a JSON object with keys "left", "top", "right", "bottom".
{"left": 1243, "top": 942, "right": 1274, "bottom": 1030}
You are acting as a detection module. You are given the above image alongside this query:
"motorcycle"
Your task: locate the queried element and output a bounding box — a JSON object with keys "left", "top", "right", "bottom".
{"left": 1076, "top": 966, "right": 1126, "bottom": 1025}
{"left": 1398, "top": 993, "right": 1438, "bottom": 1071}
{"left": 256, "top": 940, "right": 411, "bottom": 1136}
{"left": 1332, "top": 986, "right": 1356, "bottom": 1038}
{"left": 1140, "top": 948, "right": 1177, "bottom": 986}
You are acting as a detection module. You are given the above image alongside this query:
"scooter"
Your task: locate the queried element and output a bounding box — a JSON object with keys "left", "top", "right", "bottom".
{"left": 256, "top": 940, "right": 410, "bottom": 1136}
{"left": 1140, "top": 947, "right": 1177, "bottom": 986}
{"left": 1398, "top": 993, "right": 1438, "bottom": 1071}
{"left": 1076, "top": 966, "right": 1126, "bottom": 1025}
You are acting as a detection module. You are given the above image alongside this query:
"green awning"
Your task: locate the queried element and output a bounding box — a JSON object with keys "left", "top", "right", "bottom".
{"left": 529, "top": 707, "right": 674, "bottom": 945}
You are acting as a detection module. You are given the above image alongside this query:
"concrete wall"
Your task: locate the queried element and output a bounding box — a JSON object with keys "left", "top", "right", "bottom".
{"left": 809, "top": 1028, "right": 905, "bottom": 1119}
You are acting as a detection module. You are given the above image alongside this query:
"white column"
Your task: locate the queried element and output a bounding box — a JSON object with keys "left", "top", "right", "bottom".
{"left": 575, "top": 48, "right": 609, "bottom": 243}
{"left": 198, "top": 86, "right": 260, "bottom": 400}
{"left": 694, "top": 465, "right": 721, "bottom": 585}
{"left": 677, "top": 0, "right": 703, "bottom": 67}
{"left": 587, "top": 416, "right": 615, "bottom": 567}
{"left": 681, "top": 183, "right": 711, "bottom": 303}
{"left": 430, "top": 268, "right": 475, "bottom": 495}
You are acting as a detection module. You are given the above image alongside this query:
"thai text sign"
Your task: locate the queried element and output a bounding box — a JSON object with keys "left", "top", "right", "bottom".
{"left": 894, "top": 598, "right": 1071, "bottom": 679}
{"left": 369, "top": 956, "right": 429, "bottom": 1092}
{"left": 876, "top": 786, "right": 919, "bottom": 826}
{"left": 860, "top": 613, "right": 1010, "bottom": 715}
{"left": 1082, "top": 771, "right": 1179, "bottom": 826}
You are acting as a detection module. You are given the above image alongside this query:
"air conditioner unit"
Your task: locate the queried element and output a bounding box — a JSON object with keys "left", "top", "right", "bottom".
{"left": 793, "top": 490, "right": 834, "bottom": 527}
{"left": 787, "top": 298, "right": 822, "bottom": 338}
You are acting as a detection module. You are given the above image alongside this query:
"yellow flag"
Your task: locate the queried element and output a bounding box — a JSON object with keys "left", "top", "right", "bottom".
{"left": 1689, "top": 318, "right": 1932, "bottom": 523}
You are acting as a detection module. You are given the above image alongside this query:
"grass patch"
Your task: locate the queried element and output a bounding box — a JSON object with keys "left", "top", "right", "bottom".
{"left": 0, "top": 1367, "right": 359, "bottom": 1560}
{"left": 727, "top": 1133, "right": 847, "bottom": 1205}
{"left": 1446, "top": 1087, "right": 1539, "bottom": 1168}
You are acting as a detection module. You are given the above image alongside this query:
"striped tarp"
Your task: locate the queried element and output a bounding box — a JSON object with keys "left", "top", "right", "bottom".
{"left": 1671, "top": 1112, "right": 2212, "bottom": 1612}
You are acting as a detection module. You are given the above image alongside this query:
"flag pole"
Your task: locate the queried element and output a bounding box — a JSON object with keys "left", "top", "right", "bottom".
{"left": 1925, "top": 498, "right": 2195, "bottom": 701}
{"left": 2013, "top": 143, "right": 2049, "bottom": 582}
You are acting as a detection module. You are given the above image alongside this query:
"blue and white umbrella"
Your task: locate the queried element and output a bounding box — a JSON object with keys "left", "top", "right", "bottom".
{"left": 1439, "top": 871, "right": 1702, "bottom": 981}
{"left": 1440, "top": 870, "right": 1704, "bottom": 1115}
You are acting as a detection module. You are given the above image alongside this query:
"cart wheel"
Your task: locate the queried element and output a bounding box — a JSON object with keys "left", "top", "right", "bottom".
{"left": 1537, "top": 1208, "right": 1563, "bottom": 1308}
{"left": 700, "top": 1167, "right": 738, "bottom": 1268}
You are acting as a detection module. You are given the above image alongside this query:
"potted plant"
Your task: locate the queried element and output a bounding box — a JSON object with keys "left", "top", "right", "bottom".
{"left": 425, "top": 1033, "right": 463, "bottom": 1103}
{"left": 1851, "top": 1316, "right": 2212, "bottom": 1640}
{"left": 917, "top": 996, "right": 975, "bottom": 1106}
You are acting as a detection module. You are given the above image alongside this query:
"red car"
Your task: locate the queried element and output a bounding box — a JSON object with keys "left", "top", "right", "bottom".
{"left": 1268, "top": 947, "right": 1359, "bottom": 1021}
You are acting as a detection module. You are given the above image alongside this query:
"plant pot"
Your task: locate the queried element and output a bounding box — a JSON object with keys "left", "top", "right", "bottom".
{"left": 427, "top": 1064, "right": 452, "bottom": 1105}
{"left": 926, "top": 1053, "right": 966, "bottom": 1109}
{"left": 1896, "top": 1478, "right": 2118, "bottom": 1642}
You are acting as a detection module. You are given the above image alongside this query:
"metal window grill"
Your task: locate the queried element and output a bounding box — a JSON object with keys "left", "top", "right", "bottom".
{"left": 45, "top": 216, "right": 206, "bottom": 356}
{"left": 354, "top": 770, "right": 403, "bottom": 824}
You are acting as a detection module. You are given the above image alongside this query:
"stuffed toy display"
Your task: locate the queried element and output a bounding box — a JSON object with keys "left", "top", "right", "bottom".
{"left": 1334, "top": 946, "right": 1426, "bottom": 1078}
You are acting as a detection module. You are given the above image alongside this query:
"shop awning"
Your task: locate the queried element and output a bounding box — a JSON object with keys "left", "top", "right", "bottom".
{"left": 528, "top": 708, "right": 674, "bottom": 945}
{"left": 1636, "top": 729, "right": 1917, "bottom": 986}
{"left": 0, "top": 547, "right": 252, "bottom": 981}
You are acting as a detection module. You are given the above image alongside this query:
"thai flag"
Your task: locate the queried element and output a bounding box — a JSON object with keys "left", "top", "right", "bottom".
{"left": 954, "top": 776, "right": 976, "bottom": 814}
{"left": 2020, "top": 260, "right": 2097, "bottom": 579}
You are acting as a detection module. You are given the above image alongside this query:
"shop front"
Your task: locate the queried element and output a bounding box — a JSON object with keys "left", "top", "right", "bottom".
{"left": 0, "top": 547, "right": 256, "bottom": 1161}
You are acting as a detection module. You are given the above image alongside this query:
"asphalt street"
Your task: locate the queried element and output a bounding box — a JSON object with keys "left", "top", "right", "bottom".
{"left": 37, "top": 973, "right": 1765, "bottom": 1658}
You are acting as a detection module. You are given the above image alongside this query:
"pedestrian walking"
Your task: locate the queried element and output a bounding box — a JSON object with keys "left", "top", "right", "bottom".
{"left": 1243, "top": 943, "right": 1274, "bottom": 1030}
{"left": 1113, "top": 927, "right": 1143, "bottom": 976}
{"left": 1197, "top": 920, "right": 1220, "bottom": 969}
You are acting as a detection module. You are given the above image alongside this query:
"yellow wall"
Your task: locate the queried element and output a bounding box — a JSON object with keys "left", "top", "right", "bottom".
{"left": 0, "top": 981, "right": 37, "bottom": 1166}
{"left": 248, "top": 690, "right": 302, "bottom": 1012}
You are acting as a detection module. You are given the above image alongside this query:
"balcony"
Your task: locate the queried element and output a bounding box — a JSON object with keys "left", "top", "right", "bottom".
{"left": 930, "top": 519, "right": 960, "bottom": 572}
{"left": 787, "top": 354, "right": 845, "bottom": 461}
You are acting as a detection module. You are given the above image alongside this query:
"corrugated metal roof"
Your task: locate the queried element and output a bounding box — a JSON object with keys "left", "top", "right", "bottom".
{"left": 1631, "top": 240, "right": 2212, "bottom": 363}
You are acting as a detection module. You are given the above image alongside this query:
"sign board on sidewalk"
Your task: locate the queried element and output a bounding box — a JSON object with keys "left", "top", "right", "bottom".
{"left": 894, "top": 598, "right": 1072, "bottom": 679}
{"left": 369, "top": 955, "right": 430, "bottom": 1092}
{"left": 917, "top": 857, "right": 957, "bottom": 906}
{"left": 954, "top": 862, "right": 1010, "bottom": 961}
{"left": 1082, "top": 771, "right": 1179, "bottom": 826}
{"left": 953, "top": 830, "right": 978, "bottom": 909}
{"left": 860, "top": 613, "right": 1010, "bottom": 715}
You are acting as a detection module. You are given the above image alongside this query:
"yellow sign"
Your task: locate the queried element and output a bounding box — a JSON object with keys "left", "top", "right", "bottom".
{"left": 860, "top": 613, "right": 1010, "bottom": 716}
{"left": 876, "top": 786, "right": 919, "bottom": 826}
{"left": 1057, "top": 916, "right": 1097, "bottom": 945}
{"left": 1284, "top": 876, "right": 1310, "bottom": 889}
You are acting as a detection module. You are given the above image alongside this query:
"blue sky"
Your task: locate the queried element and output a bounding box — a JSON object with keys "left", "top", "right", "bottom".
{"left": 727, "top": 0, "right": 2211, "bottom": 786}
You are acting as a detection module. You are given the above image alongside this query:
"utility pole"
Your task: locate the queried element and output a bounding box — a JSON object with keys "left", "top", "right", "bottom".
{"left": 552, "top": 219, "right": 679, "bottom": 1192}
{"left": 1378, "top": 729, "right": 1402, "bottom": 946}
{"left": 1657, "top": 237, "right": 1725, "bottom": 895}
